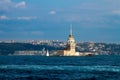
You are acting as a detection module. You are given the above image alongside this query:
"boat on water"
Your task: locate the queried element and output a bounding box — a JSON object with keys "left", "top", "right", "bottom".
{"left": 46, "top": 50, "right": 49, "bottom": 56}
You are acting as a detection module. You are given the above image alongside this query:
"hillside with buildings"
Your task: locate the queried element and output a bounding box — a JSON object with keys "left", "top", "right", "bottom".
{"left": 0, "top": 41, "right": 120, "bottom": 55}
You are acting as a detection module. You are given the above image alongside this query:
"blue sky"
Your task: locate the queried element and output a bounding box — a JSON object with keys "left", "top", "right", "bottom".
{"left": 0, "top": 0, "right": 120, "bottom": 43}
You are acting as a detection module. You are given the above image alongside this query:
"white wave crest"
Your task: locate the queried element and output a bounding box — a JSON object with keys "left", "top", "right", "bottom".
{"left": 0, "top": 65, "right": 120, "bottom": 72}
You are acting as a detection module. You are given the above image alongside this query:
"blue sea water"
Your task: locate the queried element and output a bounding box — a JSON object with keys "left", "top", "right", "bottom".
{"left": 0, "top": 55, "right": 120, "bottom": 80}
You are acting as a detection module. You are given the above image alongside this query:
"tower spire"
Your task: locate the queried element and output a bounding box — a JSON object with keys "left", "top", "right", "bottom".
{"left": 70, "top": 24, "right": 72, "bottom": 35}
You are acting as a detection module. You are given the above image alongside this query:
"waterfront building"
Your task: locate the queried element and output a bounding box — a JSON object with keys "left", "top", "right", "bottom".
{"left": 63, "top": 24, "right": 77, "bottom": 56}
{"left": 52, "top": 25, "right": 83, "bottom": 56}
{"left": 52, "top": 24, "right": 94, "bottom": 56}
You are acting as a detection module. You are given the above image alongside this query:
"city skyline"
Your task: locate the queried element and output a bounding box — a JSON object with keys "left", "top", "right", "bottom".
{"left": 0, "top": 0, "right": 120, "bottom": 43}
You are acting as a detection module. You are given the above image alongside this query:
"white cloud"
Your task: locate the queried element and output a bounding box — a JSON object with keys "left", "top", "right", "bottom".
{"left": 15, "top": 1, "right": 26, "bottom": 8}
{"left": 0, "top": 15, "right": 8, "bottom": 20}
{"left": 17, "top": 16, "right": 37, "bottom": 20}
{"left": 0, "top": 0, "right": 12, "bottom": 10}
{"left": 49, "top": 11, "right": 56, "bottom": 15}
{"left": 0, "top": 0, "right": 26, "bottom": 12}
{"left": 112, "top": 10, "right": 120, "bottom": 15}
{"left": 1, "top": 0, "right": 11, "bottom": 3}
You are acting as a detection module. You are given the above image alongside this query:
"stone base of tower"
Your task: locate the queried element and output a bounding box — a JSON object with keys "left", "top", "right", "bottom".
{"left": 63, "top": 50, "right": 77, "bottom": 56}
{"left": 51, "top": 50, "right": 94, "bottom": 56}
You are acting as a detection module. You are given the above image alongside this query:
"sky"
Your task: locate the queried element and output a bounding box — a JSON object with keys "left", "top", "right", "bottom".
{"left": 0, "top": 0, "right": 120, "bottom": 43}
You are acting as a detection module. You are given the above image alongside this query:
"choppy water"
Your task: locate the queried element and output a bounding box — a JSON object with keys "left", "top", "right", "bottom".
{"left": 0, "top": 55, "right": 120, "bottom": 80}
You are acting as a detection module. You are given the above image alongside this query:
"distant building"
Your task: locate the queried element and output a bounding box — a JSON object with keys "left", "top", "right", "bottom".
{"left": 53, "top": 24, "right": 86, "bottom": 56}
{"left": 63, "top": 24, "right": 77, "bottom": 56}
{"left": 14, "top": 48, "right": 47, "bottom": 56}
{"left": 14, "top": 51, "right": 42, "bottom": 55}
